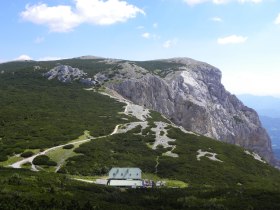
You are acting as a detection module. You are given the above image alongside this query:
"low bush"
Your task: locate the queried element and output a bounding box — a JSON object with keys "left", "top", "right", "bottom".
{"left": 63, "top": 144, "right": 74, "bottom": 150}
{"left": 20, "top": 151, "right": 34, "bottom": 158}
{"left": 33, "top": 155, "right": 57, "bottom": 166}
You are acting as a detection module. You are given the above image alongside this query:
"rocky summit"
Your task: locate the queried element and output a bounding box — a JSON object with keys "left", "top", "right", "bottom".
{"left": 44, "top": 57, "right": 275, "bottom": 165}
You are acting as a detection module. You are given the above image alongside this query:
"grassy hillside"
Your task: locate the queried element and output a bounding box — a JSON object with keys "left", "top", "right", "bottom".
{"left": 0, "top": 58, "right": 122, "bottom": 77}
{"left": 0, "top": 167, "right": 280, "bottom": 210}
{"left": 0, "top": 63, "right": 132, "bottom": 161}
{"left": 60, "top": 123, "right": 280, "bottom": 189}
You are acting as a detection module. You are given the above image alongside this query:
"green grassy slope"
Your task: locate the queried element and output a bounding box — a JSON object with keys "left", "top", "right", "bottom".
{"left": 0, "top": 64, "right": 131, "bottom": 161}
{"left": 0, "top": 167, "right": 280, "bottom": 210}
{"left": 60, "top": 123, "right": 280, "bottom": 189}
{"left": 0, "top": 58, "right": 119, "bottom": 76}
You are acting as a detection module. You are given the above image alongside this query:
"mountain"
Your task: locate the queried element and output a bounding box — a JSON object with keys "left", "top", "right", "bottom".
{"left": 260, "top": 116, "right": 280, "bottom": 159}
{"left": 237, "top": 94, "right": 280, "bottom": 160}
{"left": 1, "top": 57, "right": 280, "bottom": 209}
{"left": 102, "top": 58, "right": 274, "bottom": 164}
{"left": 238, "top": 94, "right": 280, "bottom": 118}
{"left": 38, "top": 58, "right": 276, "bottom": 165}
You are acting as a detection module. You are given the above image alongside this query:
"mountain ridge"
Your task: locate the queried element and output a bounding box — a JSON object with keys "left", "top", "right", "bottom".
{"left": 40, "top": 57, "right": 277, "bottom": 167}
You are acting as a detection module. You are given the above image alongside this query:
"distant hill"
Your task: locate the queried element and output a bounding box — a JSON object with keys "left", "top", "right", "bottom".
{"left": 238, "top": 94, "right": 280, "bottom": 118}
{"left": 260, "top": 115, "right": 280, "bottom": 152}
{"left": 238, "top": 94, "right": 280, "bottom": 159}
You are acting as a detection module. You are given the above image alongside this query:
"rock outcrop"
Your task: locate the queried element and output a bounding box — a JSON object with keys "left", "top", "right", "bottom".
{"left": 107, "top": 58, "right": 274, "bottom": 163}
{"left": 43, "top": 65, "right": 98, "bottom": 86}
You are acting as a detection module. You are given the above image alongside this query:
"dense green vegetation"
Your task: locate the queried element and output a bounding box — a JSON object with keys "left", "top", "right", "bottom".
{"left": 0, "top": 63, "right": 131, "bottom": 161}
{"left": 33, "top": 155, "right": 57, "bottom": 166}
{"left": 133, "top": 60, "right": 183, "bottom": 77}
{"left": 60, "top": 126, "right": 159, "bottom": 175}
{"left": 160, "top": 127, "right": 280, "bottom": 188}
{"left": 20, "top": 151, "right": 34, "bottom": 158}
{"left": 0, "top": 59, "right": 119, "bottom": 76}
{"left": 60, "top": 124, "right": 280, "bottom": 189}
{"left": 0, "top": 167, "right": 280, "bottom": 210}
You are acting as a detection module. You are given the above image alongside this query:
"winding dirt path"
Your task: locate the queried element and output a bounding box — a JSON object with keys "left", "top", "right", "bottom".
{"left": 9, "top": 88, "right": 178, "bottom": 172}
{"left": 155, "top": 156, "right": 160, "bottom": 174}
{"left": 10, "top": 124, "right": 121, "bottom": 171}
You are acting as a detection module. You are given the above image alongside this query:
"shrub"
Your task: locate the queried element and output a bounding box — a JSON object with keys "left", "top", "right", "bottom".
{"left": 63, "top": 144, "right": 74, "bottom": 150}
{"left": 0, "top": 155, "right": 8, "bottom": 162}
{"left": 20, "top": 151, "right": 34, "bottom": 158}
{"left": 8, "top": 173, "right": 22, "bottom": 185}
{"left": 33, "top": 155, "right": 57, "bottom": 166}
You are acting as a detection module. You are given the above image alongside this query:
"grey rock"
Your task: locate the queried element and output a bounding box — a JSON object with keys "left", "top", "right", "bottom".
{"left": 43, "top": 65, "right": 97, "bottom": 85}
{"left": 107, "top": 58, "right": 274, "bottom": 164}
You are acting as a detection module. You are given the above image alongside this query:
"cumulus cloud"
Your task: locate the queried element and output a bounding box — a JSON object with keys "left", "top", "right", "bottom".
{"left": 217, "top": 35, "right": 248, "bottom": 44}
{"left": 211, "top": 17, "right": 223, "bottom": 22}
{"left": 184, "top": 0, "right": 262, "bottom": 5}
{"left": 21, "top": 0, "right": 145, "bottom": 32}
{"left": 15, "top": 55, "right": 32, "bottom": 61}
{"left": 163, "top": 39, "right": 178, "bottom": 48}
{"left": 142, "top": 32, "right": 160, "bottom": 40}
{"left": 275, "top": 14, "right": 280, "bottom": 25}
{"left": 21, "top": 4, "right": 81, "bottom": 32}
{"left": 142, "top": 32, "right": 151, "bottom": 39}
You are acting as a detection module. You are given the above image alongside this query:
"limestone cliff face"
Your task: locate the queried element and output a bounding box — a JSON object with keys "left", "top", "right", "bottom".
{"left": 107, "top": 58, "right": 274, "bottom": 163}
{"left": 43, "top": 58, "right": 275, "bottom": 164}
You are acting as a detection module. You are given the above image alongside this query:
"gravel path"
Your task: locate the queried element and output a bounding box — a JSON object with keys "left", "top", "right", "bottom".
{"left": 100, "top": 88, "right": 150, "bottom": 121}
{"left": 10, "top": 124, "right": 121, "bottom": 171}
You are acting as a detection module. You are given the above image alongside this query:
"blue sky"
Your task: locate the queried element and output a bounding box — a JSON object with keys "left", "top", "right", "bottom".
{"left": 0, "top": 0, "right": 280, "bottom": 96}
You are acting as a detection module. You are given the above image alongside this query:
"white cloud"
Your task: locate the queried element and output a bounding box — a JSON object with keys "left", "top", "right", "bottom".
{"left": 217, "top": 35, "right": 248, "bottom": 44}
{"left": 15, "top": 55, "right": 32, "bottom": 61}
{"left": 153, "top": 23, "right": 158, "bottom": 28}
{"left": 211, "top": 17, "right": 223, "bottom": 22}
{"left": 184, "top": 0, "right": 262, "bottom": 5}
{"left": 21, "top": 0, "right": 145, "bottom": 32}
{"left": 275, "top": 14, "right": 280, "bottom": 25}
{"left": 75, "top": 0, "right": 145, "bottom": 25}
{"left": 21, "top": 4, "right": 81, "bottom": 32}
{"left": 142, "top": 32, "right": 160, "bottom": 40}
{"left": 163, "top": 39, "right": 178, "bottom": 48}
{"left": 142, "top": 32, "right": 151, "bottom": 39}
{"left": 34, "top": 36, "right": 45, "bottom": 44}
